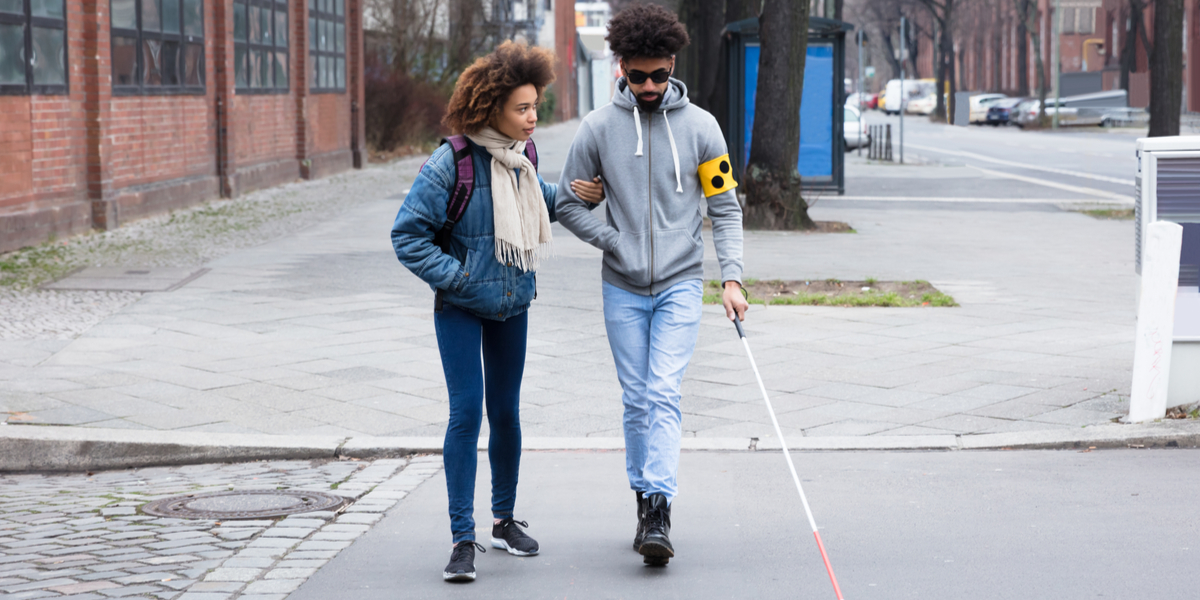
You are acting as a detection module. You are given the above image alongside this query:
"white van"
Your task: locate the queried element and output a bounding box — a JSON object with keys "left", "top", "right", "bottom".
{"left": 883, "top": 79, "right": 934, "bottom": 115}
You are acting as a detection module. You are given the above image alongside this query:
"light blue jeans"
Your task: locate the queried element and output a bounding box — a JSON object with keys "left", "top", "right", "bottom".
{"left": 602, "top": 279, "right": 703, "bottom": 504}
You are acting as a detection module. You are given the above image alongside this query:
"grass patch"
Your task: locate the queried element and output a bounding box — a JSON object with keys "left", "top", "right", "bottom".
{"left": 0, "top": 240, "right": 85, "bottom": 289}
{"left": 1080, "top": 208, "right": 1134, "bottom": 220}
{"left": 706, "top": 279, "right": 958, "bottom": 308}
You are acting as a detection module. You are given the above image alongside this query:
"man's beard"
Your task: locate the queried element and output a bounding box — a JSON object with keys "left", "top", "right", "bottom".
{"left": 636, "top": 91, "right": 664, "bottom": 113}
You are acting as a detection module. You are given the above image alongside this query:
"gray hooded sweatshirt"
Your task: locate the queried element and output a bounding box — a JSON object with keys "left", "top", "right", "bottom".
{"left": 556, "top": 78, "right": 743, "bottom": 296}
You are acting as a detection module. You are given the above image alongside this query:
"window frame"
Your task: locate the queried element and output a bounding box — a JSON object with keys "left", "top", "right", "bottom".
{"left": 0, "top": 0, "right": 70, "bottom": 96}
{"left": 308, "top": 0, "right": 345, "bottom": 94}
{"left": 110, "top": 0, "right": 206, "bottom": 96}
{"left": 234, "top": 0, "right": 289, "bottom": 94}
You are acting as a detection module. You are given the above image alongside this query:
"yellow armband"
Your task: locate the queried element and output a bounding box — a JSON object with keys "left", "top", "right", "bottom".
{"left": 699, "top": 154, "right": 737, "bottom": 198}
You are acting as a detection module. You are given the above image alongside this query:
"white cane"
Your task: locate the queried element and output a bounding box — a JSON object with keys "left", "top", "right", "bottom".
{"left": 733, "top": 317, "right": 845, "bottom": 600}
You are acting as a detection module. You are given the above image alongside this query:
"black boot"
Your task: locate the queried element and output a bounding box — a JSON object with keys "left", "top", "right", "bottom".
{"left": 638, "top": 494, "right": 674, "bottom": 565}
{"left": 632, "top": 491, "right": 648, "bottom": 551}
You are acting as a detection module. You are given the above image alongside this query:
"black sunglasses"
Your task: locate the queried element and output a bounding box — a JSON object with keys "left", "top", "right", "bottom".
{"left": 626, "top": 68, "right": 671, "bottom": 85}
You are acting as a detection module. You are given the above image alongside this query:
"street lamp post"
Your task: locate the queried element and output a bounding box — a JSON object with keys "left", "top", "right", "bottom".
{"left": 857, "top": 28, "right": 864, "bottom": 157}
{"left": 1052, "top": 0, "right": 1062, "bottom": 130}
{"left": 899, "top": 15, "right": 906, "bottom": 164}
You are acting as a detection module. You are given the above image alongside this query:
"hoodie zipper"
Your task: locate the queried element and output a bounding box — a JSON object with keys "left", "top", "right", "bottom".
{"left": 648, "top": 112, "right": 654, "bottom": 294}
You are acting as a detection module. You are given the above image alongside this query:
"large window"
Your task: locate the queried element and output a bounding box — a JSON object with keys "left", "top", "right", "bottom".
{"left": 111, "top": 0, "right": 205, "bottom": 94}
{"left": 1060, "top": 3, "right": 1098, "bottom": 35}
{"left": 308, "top": 0, "right": 344, "bottom": 92}
{"left": 0, "top": 0, "right": 68, "bottom": 94}
{"left": 234, "top": 0, "right": 288, "bottom": 91}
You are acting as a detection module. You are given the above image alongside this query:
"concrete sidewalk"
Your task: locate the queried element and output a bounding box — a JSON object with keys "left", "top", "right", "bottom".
{"left": 0, "top": 118, "right": 1152, "bottom": 463}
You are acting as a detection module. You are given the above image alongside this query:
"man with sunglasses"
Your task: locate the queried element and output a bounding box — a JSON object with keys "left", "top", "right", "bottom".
{"left": 555, "top": 4, "right": 747, "bottom": 566}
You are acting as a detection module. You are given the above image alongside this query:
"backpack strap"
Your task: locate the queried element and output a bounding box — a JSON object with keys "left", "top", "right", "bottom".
{"left": 422, "top": 135, "right": 475, "bottom": 312}
{"left": 434, "top": 135, "right": 476, "bottom": 251}
{"left": 524, "top": 137, "right": 538, "bottom": 172}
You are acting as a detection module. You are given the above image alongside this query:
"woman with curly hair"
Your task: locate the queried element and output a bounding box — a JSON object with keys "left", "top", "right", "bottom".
{"left": 390, "top": 41, "right": 604, "bottom": 582}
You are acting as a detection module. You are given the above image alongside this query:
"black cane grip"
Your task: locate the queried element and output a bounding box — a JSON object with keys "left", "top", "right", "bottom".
{"left": 733, "top": 316, "right": 745, "bottom": 339}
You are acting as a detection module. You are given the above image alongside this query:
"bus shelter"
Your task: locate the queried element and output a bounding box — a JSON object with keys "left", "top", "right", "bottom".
{"left": 724, "top": 17, "right": 853, "bottom": 194}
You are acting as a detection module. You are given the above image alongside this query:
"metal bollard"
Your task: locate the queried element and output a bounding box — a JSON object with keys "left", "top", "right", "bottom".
{"left": 885, "top": 124, "right": 893, "bottom": 162}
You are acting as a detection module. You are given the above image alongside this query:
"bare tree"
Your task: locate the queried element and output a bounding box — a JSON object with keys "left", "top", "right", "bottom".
{"left": 915, "top": 0, "right": 959, "bottom": 122}
{"left": 1014, "top": 0, "right": 1046, "bottom": 123}
{"left": 677, "top": 0, "right": 726, "bottom": 112}
{"left": 1014, "top": 0, "right": 1031, "bottom": 96}
{"left": 1150, "top": 0, "right": 1184, "bottom": 136}
{"left": 744, "top": 0, "right": 815, "bottom": 229}
{"left": 1120, "top": 0, "right": 1153, "bottom": 94}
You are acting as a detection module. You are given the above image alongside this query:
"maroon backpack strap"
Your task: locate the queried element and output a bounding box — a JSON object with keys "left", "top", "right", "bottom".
{"left": 431, "top": 135, "right": 475, "bottom": 251}
{"left": 524, "top": 137, "right": 539, "bottom": 172}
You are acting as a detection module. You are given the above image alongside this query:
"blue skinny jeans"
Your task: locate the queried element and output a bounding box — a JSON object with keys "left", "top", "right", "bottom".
{"left": 435, "top": 304, "right": 526, "bottom": 543}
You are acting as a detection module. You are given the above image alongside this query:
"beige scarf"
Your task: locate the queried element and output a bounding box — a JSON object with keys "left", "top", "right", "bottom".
{"left": 465, "top": 127, "right": 552, "bottom": 272}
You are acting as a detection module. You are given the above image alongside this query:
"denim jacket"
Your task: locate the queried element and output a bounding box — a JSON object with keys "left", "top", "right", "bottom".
{"left": 391, "top": 139, "right": 558, "bottom": 321}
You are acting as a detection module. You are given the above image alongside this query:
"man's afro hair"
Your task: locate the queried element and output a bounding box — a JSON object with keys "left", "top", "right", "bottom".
{"left": 605, "top": 3, "right": 690, "bottom": 60}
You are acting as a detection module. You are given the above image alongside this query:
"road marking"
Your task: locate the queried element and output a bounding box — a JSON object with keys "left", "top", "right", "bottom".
{"left": 969, "top": 165, "right": 1128, "bottom": 200}
{"left": 905, "top": 142, "right": 1135, "bottom": 186}
{"left": 835, "top": 196, "right": 1080, "bottom": 203}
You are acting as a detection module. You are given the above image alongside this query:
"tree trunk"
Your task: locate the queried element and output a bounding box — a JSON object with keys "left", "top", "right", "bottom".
{"left": 1015, "top": 0, "right": 1029, "bottom": 96}
{"left": 907, "top": 20, "right": 921, "bottom": 77}
{"left": 744, "top": 0, "right": 815, "bottom": 230}
{"left": 1150, "top": 0, "right": 1184, "bottom": 136}
{"left": 1029, "top": 5, "right": 1048, "bottom": 125}
{"left": 882, "top": 30, "right": 903, "bottom": 81}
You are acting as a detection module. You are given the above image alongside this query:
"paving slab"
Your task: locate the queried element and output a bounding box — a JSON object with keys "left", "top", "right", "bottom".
{"left": 0, "top": 117, "right": 1161, "bottom": 456}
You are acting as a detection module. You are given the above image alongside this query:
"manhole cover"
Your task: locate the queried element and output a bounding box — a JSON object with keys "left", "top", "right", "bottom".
{"left": 141, "top": 490, "right": 350, "bottom": 520}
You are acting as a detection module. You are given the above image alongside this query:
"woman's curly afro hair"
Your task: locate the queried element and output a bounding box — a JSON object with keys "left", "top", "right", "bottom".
{"left": 443, "top": 41, "right": 556, "bottom": 135}
{"left": 605, "top": 3, "right": 690, "bottom": 61}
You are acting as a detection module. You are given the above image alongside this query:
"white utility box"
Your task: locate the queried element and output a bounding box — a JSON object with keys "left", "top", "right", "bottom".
{"left": 1136, "top": 136, "right": 1200, "bottom": 406}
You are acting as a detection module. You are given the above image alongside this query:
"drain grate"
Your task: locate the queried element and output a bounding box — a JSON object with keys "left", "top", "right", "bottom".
{"left": 141, "top": 490, "right": 350, "bottom": 520}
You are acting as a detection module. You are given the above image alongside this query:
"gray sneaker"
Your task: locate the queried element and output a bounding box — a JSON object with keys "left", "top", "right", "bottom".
{"left": 491, "top": 518, "right": 540, "bottom": 556}
{"left": 443, "top": 541, "right": 484, "bottom": 582}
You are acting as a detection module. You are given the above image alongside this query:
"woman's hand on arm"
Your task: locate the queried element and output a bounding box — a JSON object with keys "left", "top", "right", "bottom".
{"left": 570, "top": 176, "right": 605, "bottom": 204}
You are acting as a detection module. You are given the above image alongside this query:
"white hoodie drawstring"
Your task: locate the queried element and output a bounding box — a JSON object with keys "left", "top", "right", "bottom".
{"left": 633, "top": 105, "right": 644, "bottom": 156}
{"left": 663, "top": 110, "right": 683, "bottom": 193}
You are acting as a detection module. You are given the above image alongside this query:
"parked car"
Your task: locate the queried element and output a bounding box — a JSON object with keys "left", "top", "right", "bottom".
{"left": 1011, "top": 99, "right": 1072, "bottom": 127}
{"left": 844, "top": 105, "right": 868, "bottom": 150}
{"left": 906, "top": 94, "right": 937, "bottom": 115}
{"left": 986, "top": 97, "right": 1028, "bottom": 126}
{"left": 969, "top": 93, "right": 1007, "bottom": 124}
{"left": 883, "top": 79, "right": 934, "bottom": 115}
{"left": 1099, "top": 107, "right": 1150, "bottom": 128}
{"left": 845, "top": 92, "right": 871, "bottom": 111}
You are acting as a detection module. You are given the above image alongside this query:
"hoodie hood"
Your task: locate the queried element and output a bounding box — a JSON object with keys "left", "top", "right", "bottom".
{"left": 612, "top": 77, "right": 691, "bottom": 113}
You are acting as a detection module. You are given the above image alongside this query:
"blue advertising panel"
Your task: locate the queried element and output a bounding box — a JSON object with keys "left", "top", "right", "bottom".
{"left": 741, "top": 44, "right": 834, "bottom": 178}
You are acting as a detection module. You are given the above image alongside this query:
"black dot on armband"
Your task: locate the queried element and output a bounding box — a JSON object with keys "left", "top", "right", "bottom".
{"left": 720, "top": 160, "right": 730, "bottom": 174}
{"left": 711, "top": 176, "right": 725, "bottom": 189}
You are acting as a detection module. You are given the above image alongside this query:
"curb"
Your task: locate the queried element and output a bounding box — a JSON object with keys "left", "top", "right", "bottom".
{"left": 3, "top": 421, "right": 1200, "bottom": 472}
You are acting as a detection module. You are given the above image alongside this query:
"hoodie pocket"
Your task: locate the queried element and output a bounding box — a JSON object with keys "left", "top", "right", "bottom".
{"left": 605, "top": 230, "right": 651, "bottom": 287}
{"left": 653, "top": 228, "right": 703, "bottom": 282}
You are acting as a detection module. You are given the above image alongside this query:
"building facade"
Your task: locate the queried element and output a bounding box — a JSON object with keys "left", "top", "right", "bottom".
{"left": 0, "top": 0, "right": 365, "bottom": 254}
{"left": 860, "top": 0, "right": 1190, "bottom": 111}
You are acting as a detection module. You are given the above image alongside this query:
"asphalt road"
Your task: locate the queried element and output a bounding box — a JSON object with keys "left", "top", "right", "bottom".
{"left": 290, "top": 449, "right": 1199, "bottom": 600}
{"left": 859, "top": 113, "right": 1141, "bottom": 200}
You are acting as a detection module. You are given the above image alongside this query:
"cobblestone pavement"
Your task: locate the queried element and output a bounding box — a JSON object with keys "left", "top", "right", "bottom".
{"left": 0, "top": 456, "right": 441, "bottom": 599}
{"left": 0, "top": 291, "right": 143, "bottom": 342}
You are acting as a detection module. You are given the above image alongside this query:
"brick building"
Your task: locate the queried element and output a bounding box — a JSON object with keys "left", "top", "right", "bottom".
{"left": 0, "top": 0, "right": 365, "bottom": 254}
{"left": 867, "top": 0, "right": 1191, "bottom": 111}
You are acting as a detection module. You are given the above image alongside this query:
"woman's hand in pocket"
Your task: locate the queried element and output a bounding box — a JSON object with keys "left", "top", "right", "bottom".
{"left": 570, "top": 176, "right": 605, "bottom": 204}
